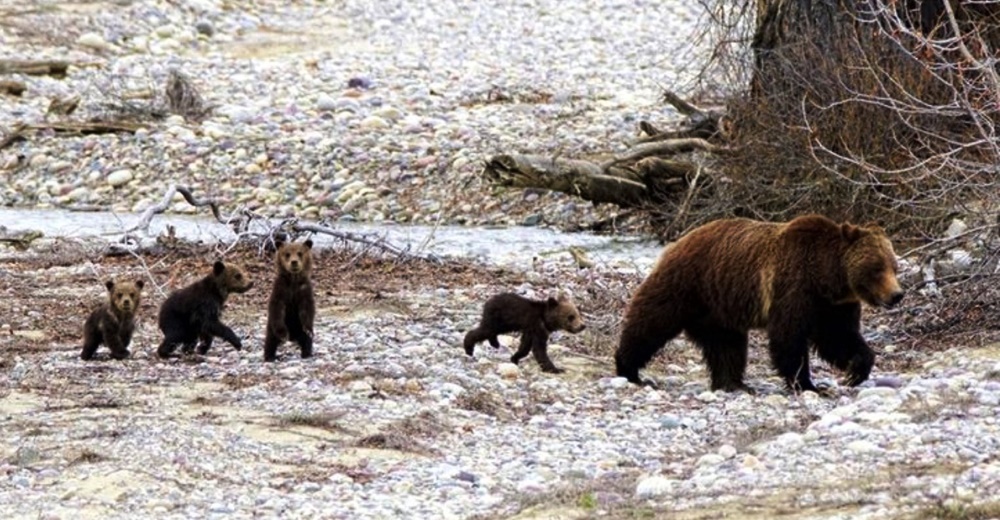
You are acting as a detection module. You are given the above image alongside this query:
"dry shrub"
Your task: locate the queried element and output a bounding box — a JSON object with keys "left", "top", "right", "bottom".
{"left": 683, "top": 1, "right": 1000, "bottom": 240}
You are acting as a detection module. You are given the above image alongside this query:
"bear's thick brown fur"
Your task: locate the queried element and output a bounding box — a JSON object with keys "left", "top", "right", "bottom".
{"left": 81, "top": 279, "right": 144, "bottom": 361}
{"left": 615, "top": 214, "right": 905, "bottom": 393}
{"left": 464, "top": 292, "right": 586, "bottom": 373}
{"left": 263, "top": 239, "right": 316, "bottom": 362}
{"left": 156, "top": 261, "right": 253, "bottom": 358}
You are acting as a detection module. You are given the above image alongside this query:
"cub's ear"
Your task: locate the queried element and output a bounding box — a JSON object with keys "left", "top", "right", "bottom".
{"left": 841, "top": 223, "right": 865, "bottom": 243}
{"left": 547, "top": 296, "right": 559, "bottom": 308}
{"left": 105, "top": 280, "right": 115, "bottom": 292}
{"left": 135, "top": 280, "right": 145, "bottom": 290}
{"left": 303, "top": 239, "right": 313, "bottom": 249}
{"left": 213, "top": 261, "right": 226, "bottom": 276}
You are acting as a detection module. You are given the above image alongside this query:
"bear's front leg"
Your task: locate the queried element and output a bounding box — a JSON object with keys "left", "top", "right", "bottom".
{"left": 811, "top": 303, "right": 875, "bottom": 387}
{"left": 527, "top": 329, "right": 564, "bottom": 374}
{"left": 204, "top": 321, "right": 243, "bottom": 351}
{"left": 102, "top": 326, "right": 130, "bottom": 360}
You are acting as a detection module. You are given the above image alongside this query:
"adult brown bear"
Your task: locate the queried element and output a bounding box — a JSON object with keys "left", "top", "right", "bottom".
{"left": 615, "top": 215, "right": 905, "bottom": 393}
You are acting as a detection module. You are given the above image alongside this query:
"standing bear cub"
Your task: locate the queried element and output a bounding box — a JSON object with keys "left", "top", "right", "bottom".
{"left": 615, "top": 214, "right": 905, "bottom": 393}
{"left": 263, "top": 238, "right": 316, "bottom": 362}
{"left": 464, "top": 292, "right": 586, "bottom": 373}
{"left": 157, "top": 260, "right": 253, "bottom": 358}
{"left": 81, "top": 279, "right": 144, "bottom": 361}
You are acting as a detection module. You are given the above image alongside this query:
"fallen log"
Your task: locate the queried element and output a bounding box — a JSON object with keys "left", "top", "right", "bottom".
{"left": 0, "top": 120, "right": 147, "bottom": 152}
{"left": 0, "top": 59, "right": 76, "bottom": 78}
{"left": 0, "top": 80, "right": 25, "bottom": 96}
{"left": 483, "top": 153, "right": 649, "bottom": 207}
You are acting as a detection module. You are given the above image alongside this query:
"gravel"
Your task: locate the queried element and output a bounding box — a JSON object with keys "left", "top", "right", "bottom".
{"left": 0, "top": 0, "right": 704, "bottom": 229}
{"left": 2, "top": 1, "right": 999, "bottom": 519}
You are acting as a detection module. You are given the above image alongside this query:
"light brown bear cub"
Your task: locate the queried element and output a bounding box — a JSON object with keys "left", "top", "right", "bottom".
{"left": 81, "top": 279, "right": 144, "bottom": 361}
{"left": 464, "top": 292, "right": 586, "bottom": 373}
{"left": 264, "top": 239, "right": 315, "bottom": 362}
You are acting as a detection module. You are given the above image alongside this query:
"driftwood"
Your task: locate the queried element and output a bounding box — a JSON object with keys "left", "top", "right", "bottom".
{"left": 123, "top": 185, "right": 438, "bottom": 263}
{"left": 126, "top": 184, "right": 226, "bottom": 236}
{"left": 0, "top": 120, "right": 146, "bottom": 152}
{"left": 482, "top": 91, "right": 726, "bottom": 210}
{"left": 0, "top": 227, "right": 43, "bottom": 251}
{"left": 483, "top": 154, "right": 648, "bottom": 206}
{"left": 0, "top": 60, "right": 70, "bottom": 77}
{"left": 0, "top": 59, "right": 89, "bottom": 78}
{"left": 0, "top": 80, "right": 25, "bottom": 96}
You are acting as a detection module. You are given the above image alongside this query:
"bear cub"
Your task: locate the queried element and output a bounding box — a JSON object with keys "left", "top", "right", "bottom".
{"left": 81, "top": 279, "right": 144, "bottom": 361}
{"left": 263, "top": 238, "right": 316, "bottom": 362}
{"left": 156, "top": 260, "right": 253, "bottom": 358}
{"left": 464, "top": 292, "right": 586, "bottom": 373}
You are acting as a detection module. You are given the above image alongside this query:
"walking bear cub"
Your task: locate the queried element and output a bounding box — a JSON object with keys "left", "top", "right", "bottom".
{"left": 615, "top": 214, "right": 905, "bottom": 393}
{"left": 81, "top": 279, "right": 144, "bottom": 360}
{"left": 263, "top": 238, "right": 315, "bottom": 362}
{"left": 464, "top": 292, "right": 586, "bottom": 373}
{"left": 156, "top": 261, "right": 253, "bottom": 358}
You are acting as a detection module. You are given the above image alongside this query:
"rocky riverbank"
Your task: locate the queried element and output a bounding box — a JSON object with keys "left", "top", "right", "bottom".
{"left": 0, "top": 0, "right": 703, "bottom": 230}
{"left": 0, "top": 243, "right": 998, "bottom": 520}
{"left": 2, "top": 1, "right": 999, "bottom": 519}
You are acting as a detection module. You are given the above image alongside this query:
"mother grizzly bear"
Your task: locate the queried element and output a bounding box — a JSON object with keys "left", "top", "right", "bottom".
{"left": 615, "top": 214, "right": 905, "bottom": 393}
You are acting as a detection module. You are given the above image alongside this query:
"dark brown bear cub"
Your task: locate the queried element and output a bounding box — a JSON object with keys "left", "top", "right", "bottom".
{"left": 464, "top": 292, "right": 586, "bottom": 373}
{"left": 615, "top": 214, "right": 905, "bottom": 393}
{"left": 156, "top": 261, "right": 253, "bottom": 358}
{"left": 81, "top": 279, "right": 144, "bottom": 361}
{"left": 263, "top": 239, "right": 315, "bottom": 362}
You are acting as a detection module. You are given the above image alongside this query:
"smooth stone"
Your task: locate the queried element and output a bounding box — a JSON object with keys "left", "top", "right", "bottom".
{"left": 316, "top": 95, "right": 338, "bottom": 112}
{"left": 194, "top": 20, "right": 215, "bottom": 37}
{"left": 360, "top": 116, "right": 389, "bottom": 130}
{"left": 635, "top": 476, "right": 676, "bottom": 498}
{"left": 107, "top": 169, "right": 133, "bottom": 187}
{"left": 847, "top": 440, "right": 881, "bottom": 454}
{"left": 77, "top": 32, "right": 110, "bottom": 50}
{"left": 497, "top": 363, "right": 520, "bottom": 379}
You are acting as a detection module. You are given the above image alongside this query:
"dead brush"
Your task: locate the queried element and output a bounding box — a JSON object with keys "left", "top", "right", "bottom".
{"left": 453, "top": 390, "right": 506, "bottom": 418}
{"left": 68, "top": 448, "right": 107, "bottom": 466}
{"left": 275, "top": 410, "right": 351, "bottom": 433}
{"left": 353, "top": 410, "right": 448, "bottom": 455}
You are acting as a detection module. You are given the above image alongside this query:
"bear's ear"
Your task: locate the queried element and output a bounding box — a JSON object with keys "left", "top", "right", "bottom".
{"left": 135, "top": 280, "right": 145, "bottom": 290}
{"left": 273, "top": 237, "right": 285, "bottom": 250}
{"left": 546, "top": 296, "right": 559, "bottom": 308}
{"left": 105, "top": 280, "right": 115, "bottom": 292}
{"left": 213, "top": 261, "right": 226, "bottom": 276}
{"left": 303, "top": 239, "right": 313, "bottom": 249}
{"left": 841, "top": 223, "right": 865, "bottom": 243}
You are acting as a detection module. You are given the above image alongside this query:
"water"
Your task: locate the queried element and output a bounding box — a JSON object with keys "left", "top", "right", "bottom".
{"left": 0, "top": 208, "right": 661, "bottom": 271}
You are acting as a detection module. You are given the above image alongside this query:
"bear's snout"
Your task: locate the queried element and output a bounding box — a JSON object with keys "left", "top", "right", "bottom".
{"left": 885, "top": 290, "right": 905, "bottom": 308}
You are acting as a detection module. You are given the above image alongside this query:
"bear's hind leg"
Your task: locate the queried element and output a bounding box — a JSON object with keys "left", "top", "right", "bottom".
{"left": 767, "top": 308, "right": 818, "bottom": 393}
{"left": 263, "top": 329, "right": 281, "bottom": 362}
{"left": 811, "top": 304, "right": 874, "bottom": 387}
{"left": 80, "top": 331, "right": 101, "bottom": 361}
{"left": 292, "top": 327, "right": 313, "bottom": 359}
{"left": 510, "top": 333, "right": 532, "bottom": 364}
{"left": 685, "top": 324, "right": 751, "bottom": 392}
{"left": 463, "top": 327, "right": 489, "bottom": 356}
